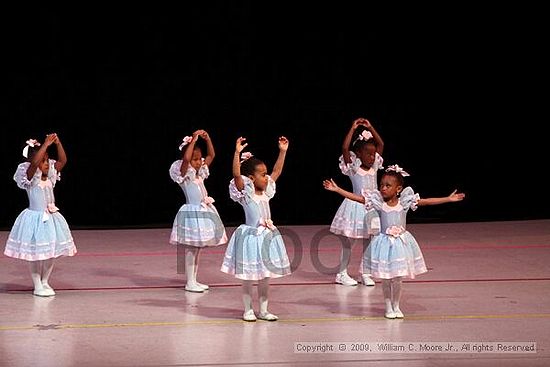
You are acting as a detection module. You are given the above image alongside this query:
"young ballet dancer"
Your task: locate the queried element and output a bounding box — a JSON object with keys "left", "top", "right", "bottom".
{"left": 221, "top": 136, "right": 291, "bottom": 321}
{"left": 324, "top": 164, "right": 465, "bottom": 318}
{"left": 169, "top": 129, "right": 228, "bottom": 292}
{"left": 330, "top": 117, "right": 384, "bottom": 287}
{"left": 4, "top": 134, "right": 77, "bottom": 296}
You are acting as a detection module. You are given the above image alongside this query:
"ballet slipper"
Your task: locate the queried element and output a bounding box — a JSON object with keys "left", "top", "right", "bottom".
{"left": 243, "top": 309, "right": 257, "bottom": 322}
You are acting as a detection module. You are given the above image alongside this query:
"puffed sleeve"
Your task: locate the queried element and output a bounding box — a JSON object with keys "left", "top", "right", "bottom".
{"left": 47, "top": 159, "right": 61, "bottom": 187}
{"left": 229, "top": 176, "right": 255, "bottom": 204}
{"left": 338, "top": 152, "right": 361, "bottom": 176}
{"left": 264, "top": 175, "right": 277, "bottom": 199}
{"left": 362, "top": 189, "right": 384, "bottom": 211}
{"left": 169, "top": 160, "right": 193, "bottom": 184}
{"left": 197, "top": 162, "right": 210, "bottom": 180}
{"left": 399, "top": 186, "right": 420, "bottom": 211}
{"left": 372, "top": 152, "right": 384, "bottom": 171}
{"left": 13, "top": 162, "right": 33, "bottom": 190}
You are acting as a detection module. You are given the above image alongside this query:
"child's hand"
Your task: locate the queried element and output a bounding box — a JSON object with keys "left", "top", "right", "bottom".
{"left": 200, "top": 130, "right": 210, "bottom": 141}
{"left": 278, "top": 136, "right": 289, "bottom": 151}
{"left": 358, "top": 118, "right": 372, "bottom": 129}
{"left": 351, "top": 118, "right": 363, "bottom": 130}
{"left": 236, "top": 137, "right": 248, "bottom": 153}
{"left": 448, "top": 189, "right": 466, "bottom": 202}
{"left": 44, "top": 133, "right": 57, "bottom": 147}
{"left": 322, "top": 179, "right": 339, "bottom": 191}
{"left": 192, "top": 130, "right": 203, "bottom": 142}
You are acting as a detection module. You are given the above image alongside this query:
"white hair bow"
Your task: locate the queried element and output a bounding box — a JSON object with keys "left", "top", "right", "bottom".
{"left": 386, "top": 164, "right": 410, "bottom": 177}
{"left": 178, "top": 136, "right": 193, "bottom": 151}
{"left": 354, "top": 130, "right": 373, "bottom": 145}
{"left": 22, "top": 139, "right": 41, "bottom": 158}
{"left": 240, "top": 152, "right": 253, "bottom": 163}
{"left": 358, "top": 130, "right": 373, "bottom": 141}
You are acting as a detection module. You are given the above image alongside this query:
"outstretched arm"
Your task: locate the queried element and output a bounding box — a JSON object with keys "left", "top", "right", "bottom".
{"left": 270, "top": 136, "right": 288, "bottom": 182}
{"left": 53, "top": 134, "right": 67, "bottom": 172}
{"left": 27, "top": 134, "right": 56, "bottom": 180}
{"left": 180, "top": 130, "right": 200, "bottom": 175}
{"left": 323, "top": 178, "right": 365, "bottom": 204}
{"left": 200, "top": 130, "right": 215, "bottom": 166}
{"left": 362, "top": 118, "right": 384, "bottom": 155}
{"left": 233, "top": 137, "right": 248, "bottom": 191}
{"left": 417, "top": 190, "right": 466, "bottom": 206}
{"left": 342, "top": 119, "right": 363, "bottom": 164}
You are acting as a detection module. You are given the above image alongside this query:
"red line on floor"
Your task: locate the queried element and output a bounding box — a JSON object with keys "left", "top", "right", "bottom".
{"left": 4, "top": 277, "right": 550, "bottom": 292}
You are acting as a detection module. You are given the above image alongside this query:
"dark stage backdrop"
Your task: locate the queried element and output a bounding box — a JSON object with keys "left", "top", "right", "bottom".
{"left": 2, "top": 7, "right": 547, "bottom": 229}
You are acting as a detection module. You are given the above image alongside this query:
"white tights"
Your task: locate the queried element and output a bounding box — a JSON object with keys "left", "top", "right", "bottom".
{"left": 29, "top": 259, "right": 55, "bottom": 294}
{"left": 381, "top": 277, "right": 403, "bottom": 317}
{"left": 242, "top": 278, "right": 276, "bottom": 319}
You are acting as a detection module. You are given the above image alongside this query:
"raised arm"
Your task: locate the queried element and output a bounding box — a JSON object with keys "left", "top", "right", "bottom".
{"left": 200, "top": 130, "right": 215, "bottom": 166}
{"left": 53, "top": 134, "right": 67, "bottom": 172}
{"left": 342, "top": 119, "right": 363, "bottom": 164}
{"left": 361, "top": 118, "right": 384, "bottom": 155}
{"left": 233, "top": 137, "right": 248, "bottom": 191}
{"left": 417, "top": 190, "right": 466, "bottom": 206}
{"left": 323, "top": 178, "right": 365, "bottom": 204}
{"left": 270, "top": 136, "right": 288, "bottom": 182}
{"left": 27, "top": 134, "right": 56, "bottom": 180}
{"left": 180, "top": 131, "right": 200, "bottom": 176}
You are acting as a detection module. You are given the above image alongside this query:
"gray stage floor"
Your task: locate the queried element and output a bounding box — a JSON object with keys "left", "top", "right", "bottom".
{"left": 1, "top": 220, "right": 549, "bottom": 366}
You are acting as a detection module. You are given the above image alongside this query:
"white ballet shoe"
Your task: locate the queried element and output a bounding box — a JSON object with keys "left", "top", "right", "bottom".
{"left": 242, "top": 309, "right": 257, "bottom": 322}
{"left": 184, "top": 283, "right": 205, "bottom": 293}
{"left": 33, "top": 288, "right": 51, "bottom": 297}
{"left": 335, "top": 272, "right": 358, "bottom": 286}
{"left": 42, "top": 283, "right": 56, "bottom": 296}
{"left": 393, "top": 307, "right": 404, "bottom": 319}
{"left": 258, "top": 312, "right": 278, "bottom": 321}
{"left": 384, "top": 305, "right": 396, "bottom": 319}
{"left": 361, "top": 274, "right": 376, "bottom": 286}
{"left": 196, "top": 282, "right": 209, "bottom": 290}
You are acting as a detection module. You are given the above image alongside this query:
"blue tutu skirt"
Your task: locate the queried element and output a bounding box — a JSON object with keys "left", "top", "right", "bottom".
{"left": 362, "top": 231, "right": 427, "bottom": 279}
{"left": 221, "top": 225, "right": 291, "bottom": 280}
{"left": 4, "top": 209, "right": 76, "bottom": 261}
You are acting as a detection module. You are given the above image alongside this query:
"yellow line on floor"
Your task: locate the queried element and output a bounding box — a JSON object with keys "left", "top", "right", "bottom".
{"left": 2, "top": 313, "right": 550, "bottom": 331}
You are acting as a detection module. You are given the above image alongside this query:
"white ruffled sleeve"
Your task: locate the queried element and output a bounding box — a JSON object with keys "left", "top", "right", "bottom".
{"left": 197, "top": 163, "right": 210, "bottom": 180}
{"left": 372, "top": 152, "right": 384, "bottom": 171}
{"left": 338, "top": 152, "right": 361, "bottom": 176}
{"left": 362, "top": 189, "right": 384, "bottom": 211}
{"left": 264, "top": 175, "right": 277, "bottom": 199}
{"left": 229, "top": 176, "right": 255, "bottom": 204}
{"left": 169, "top": 160, "right": 192, "bottom": 184}
{"left": 47, "top": 159, "right": 61, "bottom": 187}
{"left": 13, "top": 162, "right": 33, "bottom": 190}
{"left": 169, "top": 160, "right": 184, "bottom": 184}
{"left": 400, "top": 186, "right": 420, "bottom": 211}
{"left": 170, "top": 160, "right": 210, "bottom": 184}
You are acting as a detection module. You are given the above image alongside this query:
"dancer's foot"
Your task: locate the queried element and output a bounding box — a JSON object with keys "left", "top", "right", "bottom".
{"left": 361, "top": 274, "right": 375, "bottom": 286}
{"left": 33, "top": 288, "right": 52, "bottom": 297}
{"left": 384, "top": 305, "right": 396, "bottom": 319}
{"left": 196, "top": 282, "right": 209, "bottom": 290}
{"left": 335, "top": 272, "right": 358, "bottom": 286}
{"left": 42, "top": 283, "right": 56, "bottom": 295}
{"left": 242, "top": 309, "right": 257, "bottom": 322}
{"left": 184, "top": 283, "right": 205, "bottom": 293}
{"left": 258, "top": 312, "right": 278, "bottom": 321}
{"left": 393, "top": 307, "right": 404, "bottom": 319}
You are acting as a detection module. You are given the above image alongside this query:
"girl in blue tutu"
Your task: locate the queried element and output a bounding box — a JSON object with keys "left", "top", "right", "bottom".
{"left": 330, "top": 118, "right": 384, "bottom": 287}
{"left": 324, "top": 165, "right": 465, "bottom": 319}
{"left": 169, "top": 129, "right": 228, "bottom": 293}
{"left": 221, "top": 136, "right": 291, "bottom": 321}
{"left": 4, "top": 134, "right": 77, "bottom": 297}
